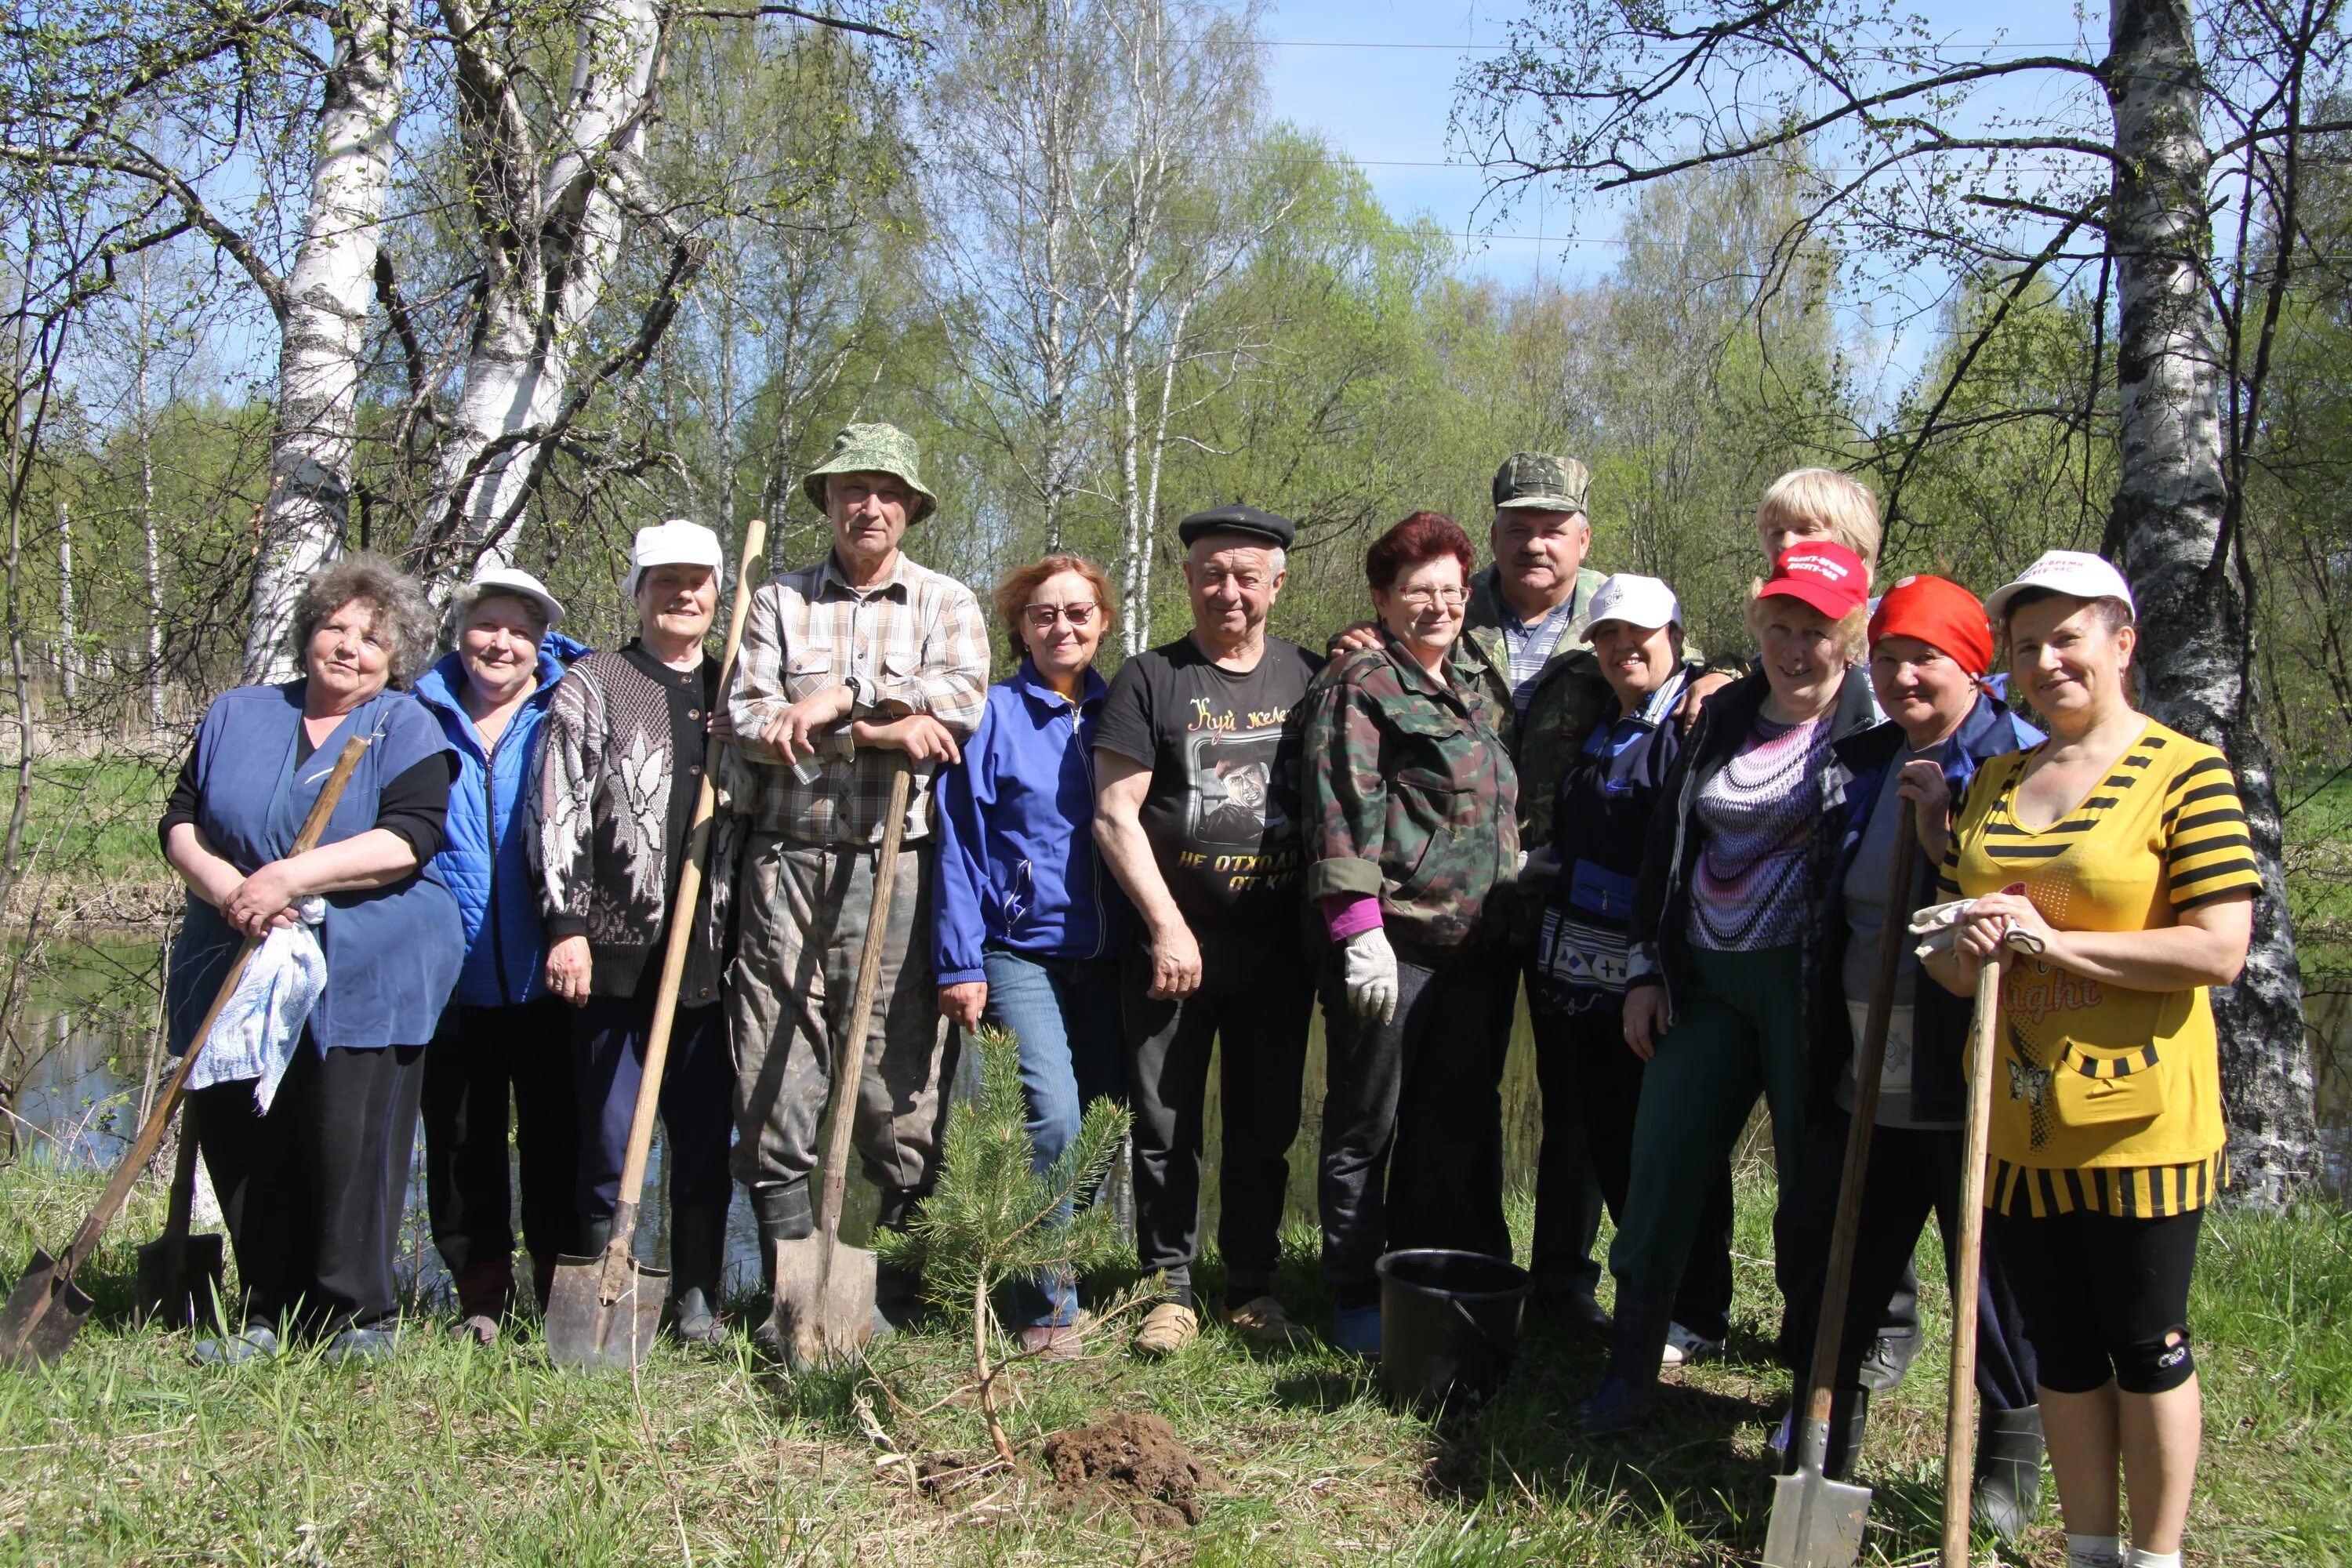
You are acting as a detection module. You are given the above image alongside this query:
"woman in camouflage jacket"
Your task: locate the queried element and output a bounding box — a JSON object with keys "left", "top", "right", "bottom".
{"left": 1302, "top": 512, "right": 1520, "bottom": 1357}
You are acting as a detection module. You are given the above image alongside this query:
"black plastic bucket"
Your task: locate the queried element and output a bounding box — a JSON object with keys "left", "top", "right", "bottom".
{"left": 1374, "top": 1248, "right": 1532, "bottom": 1409}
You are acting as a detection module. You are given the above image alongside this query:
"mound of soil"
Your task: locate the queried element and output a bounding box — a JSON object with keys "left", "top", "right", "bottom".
{"left": 1042, "top": 1411, "right": 1227, "bottom": 1527}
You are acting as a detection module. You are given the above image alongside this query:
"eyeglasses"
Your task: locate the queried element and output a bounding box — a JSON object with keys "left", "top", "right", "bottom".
{"left": 1024, "top": 601, "right": 1099, "bottom": 630}
{"left": 1396, "top": 586, "right": 1468, "bottom": 608}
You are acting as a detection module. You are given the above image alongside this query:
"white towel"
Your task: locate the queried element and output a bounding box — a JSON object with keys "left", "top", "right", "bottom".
{"left": 186, "top": 897, "right": 329, "bottom": 1112}
{"left": 1907, "top": 895, "right": 2047, "bottom": 960}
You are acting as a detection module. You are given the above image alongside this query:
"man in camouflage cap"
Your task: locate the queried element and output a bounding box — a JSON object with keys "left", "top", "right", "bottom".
{"left": 726, "top": 420, "right": 989, "bottom": 1356}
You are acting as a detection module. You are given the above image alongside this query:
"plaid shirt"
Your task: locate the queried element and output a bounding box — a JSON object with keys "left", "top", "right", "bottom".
{"left": 728, "top": 551, "right": 990, "bottom": 844}
{"left": 1496, "top": 587, "right": 1587, "bottom": 712}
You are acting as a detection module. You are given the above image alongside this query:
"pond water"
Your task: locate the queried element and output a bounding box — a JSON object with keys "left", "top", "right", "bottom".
{"left": 5, "top": 935, "right": 2344, "bottom": 1308}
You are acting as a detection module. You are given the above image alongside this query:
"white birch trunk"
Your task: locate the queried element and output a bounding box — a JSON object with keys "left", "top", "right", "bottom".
{"left": 241, "top": 0, "right": 406, "bottom": 681}
{"left": 422, "top": 0, "right": 662, "bottom": 577}
{"left": 54, "top": 503, "right": 74, "bottom": 707}
{"left": 2103, "top": 0, "right": 2314, "bottom": 1203}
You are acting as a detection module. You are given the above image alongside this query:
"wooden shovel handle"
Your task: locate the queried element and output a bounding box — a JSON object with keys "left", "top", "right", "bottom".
{"left": 814, "top": 760, "right": 913, "bottom": 1248}
{"left": 601, "top": 517, "right": 767, "bottom": 1287}
{"left": 59, "top": 731, "right": 371, "bottom": 1277}
{"left": 1796, "top": 799, "right": 1918, "bottom": 1459}
{"left": 1943, "top": 954, "right": 2005, "bottom": 1562}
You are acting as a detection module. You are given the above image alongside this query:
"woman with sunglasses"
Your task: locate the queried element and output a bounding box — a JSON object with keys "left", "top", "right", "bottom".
{"left": 932, "top": 554, "right": 1131, "bottom": 1356}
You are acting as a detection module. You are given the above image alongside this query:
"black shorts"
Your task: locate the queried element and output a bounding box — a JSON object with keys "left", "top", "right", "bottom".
{"left": 1987, "top": 1203, "right": 2202, "bottom": 1396}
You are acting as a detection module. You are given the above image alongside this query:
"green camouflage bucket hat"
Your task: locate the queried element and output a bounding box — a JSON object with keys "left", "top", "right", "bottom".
{"left": 801, "top": 423, "right": 938, "bottom": 523}
{"left": 1492, "top": 452, "right": 1592, "bottom": 515}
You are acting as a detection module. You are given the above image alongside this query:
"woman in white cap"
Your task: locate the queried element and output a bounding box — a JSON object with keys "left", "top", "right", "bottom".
{"left": 413, "top": 568, "right": 590, "bottom": 1339}
{"left": 1524, "top": 573, "right": 1737, "bottom": 1368}
{"left": 1927, "top": 550, "right": 2257, "bottom": 1568}
{"left": 538, "top": 521, "right": 741, "bottom": 1344}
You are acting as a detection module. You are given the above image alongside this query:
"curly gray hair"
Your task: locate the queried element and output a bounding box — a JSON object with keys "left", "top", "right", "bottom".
{"left": 286, "top": 552, "right": 438, "bottom": 690}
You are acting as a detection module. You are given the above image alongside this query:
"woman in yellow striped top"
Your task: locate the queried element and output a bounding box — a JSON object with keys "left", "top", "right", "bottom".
{"left": 1926, "top": 551, "right": 2256, "bottom": 1568}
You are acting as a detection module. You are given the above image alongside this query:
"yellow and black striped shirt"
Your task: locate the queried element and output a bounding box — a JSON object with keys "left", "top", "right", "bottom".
{"left": 1938, "top": 721, "right": 2260, "bottom": 1217}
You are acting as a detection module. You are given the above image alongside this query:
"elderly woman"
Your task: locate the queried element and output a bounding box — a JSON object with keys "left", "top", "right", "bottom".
{"left": 1581, "top": 538, "right": 1878, "bottom": 1431}
{"left": 1776, "top": 574, "right": 2044, "bottom": 1530}
{"left": 932, "top": 553, "right": 1128, "bottom": 1358}
{"left": 1304, "top": 511, "right": 1520, "bottom": 1356}
{"left": 1525, "top": 574, "right": 1737, "bottom": 1359}
{"left": 1928, "top": 552, "right": 2256, "bottom": 1568}
{"left": 413, "top": 568, "right": 590, "bottom": 1341}
{"left": 539, "top": 521, "right": 738, "bottom": 1345}
{"left": 162, "top": 554, "right": 464, "bottom": 1364}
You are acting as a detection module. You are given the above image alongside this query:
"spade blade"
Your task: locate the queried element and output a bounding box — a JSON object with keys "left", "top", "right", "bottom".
{"left": 0, "top": 1250, "right": 96, "bottom": 1370}
{"left": 1761, "top": 1468, "right": 1871, "bottom": 1568}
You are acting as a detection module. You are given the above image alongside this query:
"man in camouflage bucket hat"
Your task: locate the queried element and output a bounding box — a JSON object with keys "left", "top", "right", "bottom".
{"left": 727, "top": 420, "right": 989, "bottom": 1358}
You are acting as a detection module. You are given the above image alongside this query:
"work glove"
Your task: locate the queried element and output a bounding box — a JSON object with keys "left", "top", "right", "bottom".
{"left": 1341, "top": 927, "right": 1399, "bottom": 1025}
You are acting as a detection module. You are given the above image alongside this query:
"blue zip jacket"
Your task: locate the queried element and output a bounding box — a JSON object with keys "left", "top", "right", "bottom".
{"left": 931, "top": 660, "right": 1126, "bottom": 985}
{"left": 414, "top": 631, "right": 590, "bottom": 1007}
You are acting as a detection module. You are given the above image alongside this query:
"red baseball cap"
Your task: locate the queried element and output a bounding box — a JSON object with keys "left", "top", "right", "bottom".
{"left": 1869, "top": 574, "right": 1992, "bottom": 675}
{"left": 1759, "top": 540, "right": 1868, "bottom": 620}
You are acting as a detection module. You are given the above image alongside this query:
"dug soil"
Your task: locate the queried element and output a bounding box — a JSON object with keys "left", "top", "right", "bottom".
{"left": 1042, "top": 1410, "right": 1228, "bottom": 1527}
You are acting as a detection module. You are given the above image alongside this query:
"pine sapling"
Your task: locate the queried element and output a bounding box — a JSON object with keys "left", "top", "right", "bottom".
{"left": 880, "top": 1025, "right": 1131, "bottom": 1463}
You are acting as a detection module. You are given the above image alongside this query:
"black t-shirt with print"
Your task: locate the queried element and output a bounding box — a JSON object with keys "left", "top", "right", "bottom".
{"left": 1094, "top": 633, "right": 1321, "bottom": 931}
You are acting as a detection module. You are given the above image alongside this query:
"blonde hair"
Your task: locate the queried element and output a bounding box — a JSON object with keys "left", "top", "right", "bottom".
{"left": 1757, "top": 468, "right": 1882, "bottom": 573}
{"left": 1745, "top": 589, "right": 1870, "bottom": 666}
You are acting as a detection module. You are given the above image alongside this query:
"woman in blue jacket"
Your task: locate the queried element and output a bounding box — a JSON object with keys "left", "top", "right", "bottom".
{"left": 413, "top": 568, "right": 589, "bottom": 1341}
{"left": 932, "top": 553, "right": 1128, "bottom": 1357}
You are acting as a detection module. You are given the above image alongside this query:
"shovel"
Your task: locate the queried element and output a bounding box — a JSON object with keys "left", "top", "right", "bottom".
{"left": 1940, "top": 955, "right": 2007, "bottom": 1566}
{"left": 1763, "top": 800, "right": 1917, "bottom": 1568}
{"left": 0, "top": 732, "right": 372, "bottom": 1367}
{"left": 545, "top": 514, "right": 766, "bottom": 1371}
{"left": 131, "top": 1102, "right": 224, "bottom": 1330}
{"left": 764, "top": 758, "right": 912, "bottom": 1368}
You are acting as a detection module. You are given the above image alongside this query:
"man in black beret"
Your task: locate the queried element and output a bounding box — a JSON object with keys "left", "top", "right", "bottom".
{"left": 1093, "top": 503, "right": 1321, "bottom": 1356}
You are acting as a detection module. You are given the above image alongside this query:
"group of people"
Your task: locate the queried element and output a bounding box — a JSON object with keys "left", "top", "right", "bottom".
{"left": 161, "top": 423, "right": 2252, "bottom": 1568}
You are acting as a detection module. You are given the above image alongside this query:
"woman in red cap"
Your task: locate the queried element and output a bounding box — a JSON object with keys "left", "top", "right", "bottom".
{"left": 1773, "top": 575, "right": 2048, "bottom": 1538}
{"left": 1581, "top": 537, "right": 1881, "bottom": 1432}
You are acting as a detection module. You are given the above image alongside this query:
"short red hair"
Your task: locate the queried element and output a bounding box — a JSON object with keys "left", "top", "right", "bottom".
{"left": 1367, "top": 511, "right": 1475, "bottom": 594}
{"left": 991, "top": 554, "right": 1117, "bottom": 648}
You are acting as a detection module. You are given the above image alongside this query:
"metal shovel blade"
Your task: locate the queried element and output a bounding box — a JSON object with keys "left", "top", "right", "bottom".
{"left": 0, "top": 1250, "right": 95, "bottom": 1370}
{"left": 1762, "top": 1468, "right": 1872, "bottom": 1568}
{"left": 132, "top": 1232, "right": 225, "bottom": 1331}
{"left": 768, "top": 1234, "right": 877, "bottom": 1368}
{"left": 543, "top": 1250, "right": 667, "bottom": 1371}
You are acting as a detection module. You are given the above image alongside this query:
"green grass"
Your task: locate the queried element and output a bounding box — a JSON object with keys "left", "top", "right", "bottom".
{"left": 2, "top": 1160, "right": 2347, "bottom": 1566}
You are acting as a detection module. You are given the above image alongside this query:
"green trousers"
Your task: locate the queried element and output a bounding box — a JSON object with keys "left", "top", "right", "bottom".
{"left": 1609, "top": 945, "right": 1812, "bottom": 1298}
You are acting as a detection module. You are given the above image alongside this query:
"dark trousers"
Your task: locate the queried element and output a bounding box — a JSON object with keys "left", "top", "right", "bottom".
{"left": 1319, "top": 942, "right": 1508, "bottom": 1301}
{"left": 1780, "top": 1107, "right": 2038, "bottom": 1411}
{"left": 421, "top": 997, "right": 582, "bottom": 1275}
{"left": 1533, "top": 998, "right": 1737, "bottom": 1340}
{"left": 571, "top": 993, "right": 732, "bottom": 1224}
{"left": 190, "top": 1038, "right": 426, "bottom": 1334}
{"left": 1123, "top": 924, "right": 1313, "bottom": 1306}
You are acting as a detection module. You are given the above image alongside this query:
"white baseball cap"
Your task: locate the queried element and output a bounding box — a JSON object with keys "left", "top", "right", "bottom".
{"left": 626, "top": 519, "right": 725, "bottom": 597}
{"left": 1586, "top": 572, "right": 1683, "bottom": 632}
{"left": 456, "top": 565, "right": 565, "bottom": 630}
{"left": 1984, "top": 550, "right": 2136, "bottom": 626}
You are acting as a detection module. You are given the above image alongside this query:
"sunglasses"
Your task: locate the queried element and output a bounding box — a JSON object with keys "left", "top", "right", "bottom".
{"left": 1024, "top": 601, "right": 1099, "bottom": 630}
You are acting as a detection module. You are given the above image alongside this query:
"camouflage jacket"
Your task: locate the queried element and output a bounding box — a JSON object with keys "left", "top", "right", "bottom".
{"left": 1454, "top": 563, "right": 1613, "bottom": 852}
{"left": 1302, "top": 632, "right": 1520, "bottom": 951}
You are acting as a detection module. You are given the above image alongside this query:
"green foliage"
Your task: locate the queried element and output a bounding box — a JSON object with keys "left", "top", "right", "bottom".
{"left": 880, "top": 1025, "right": 1131, "bottom": 1325}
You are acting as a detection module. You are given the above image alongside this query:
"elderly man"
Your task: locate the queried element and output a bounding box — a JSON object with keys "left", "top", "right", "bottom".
{"left": 727, "top": 423, "right": 989, "bottom": 1342}
{"left": 1094, "top": 504, "right": 1322, "bottom": 1357}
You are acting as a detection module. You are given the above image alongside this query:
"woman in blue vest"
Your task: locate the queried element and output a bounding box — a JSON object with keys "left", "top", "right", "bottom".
{"left": 162, "top": 554, "right": 465, "bottom": 1364}
{"left": 413, "top": 568, "right": 590, "bottom": 1341}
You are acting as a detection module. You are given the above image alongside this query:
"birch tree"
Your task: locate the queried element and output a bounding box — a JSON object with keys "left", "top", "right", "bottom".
{"left": 1458, "top": 0, "right": 2344, "bottom": 1200}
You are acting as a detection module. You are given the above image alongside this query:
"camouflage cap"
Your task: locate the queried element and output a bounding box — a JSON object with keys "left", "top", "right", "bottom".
{"left": 801, "top": 423, "right": 938, "bottom": 523}
{"left": 1492, "top": 452, "right": 1592, "bottom": 516}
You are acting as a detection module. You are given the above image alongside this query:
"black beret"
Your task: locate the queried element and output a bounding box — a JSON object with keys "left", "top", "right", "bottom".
{"left": 1176, "top": 503, "right": 1295, "bottom": 550}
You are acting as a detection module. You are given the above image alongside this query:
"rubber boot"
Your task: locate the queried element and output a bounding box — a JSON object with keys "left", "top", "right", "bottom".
{"left": 579, "top": 1213, "right": 614, "bottom": 1258}
{"left": 872, "top": 1188, "right": 926, "bottom": 1339}
{"left": 1577, "top": 1287, "right": 1675, "bottom": 1435}
{"left": 667, "top": 1203, "right": 729, "bottom": 1345}
{"left": 1971, "top": 1403, "right": 2045, "bottom": 1541}
{"left": 1822, "top": 1388, "right": 1871, "bottom": 1482}
{"left": 750, "top": 1180, "right": 814, "bottom": 1363}
{"left": 529, "top": 1254, "right": 558, "bottom": 1312}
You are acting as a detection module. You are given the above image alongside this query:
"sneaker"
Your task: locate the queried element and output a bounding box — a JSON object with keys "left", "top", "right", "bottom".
{"left": 1330, "top": 1304, "right": 1381, "bottom": 1358}
{"left": 1218, "top": 1294, "right": 1311, "bottom": 1348}
{"left": 1768, "top": 1404, "right": 1794, "bottom": 1454}
{"left": 1659, "top": 1321, "right": 1725, "bottom": 1369}
{"left": 322, "top": 1326, "right": 399, "bottom": 1364}
{"left": 191, "top": 1325, "right": 279, "bottom": 1367}
{"left": 1018, "top": 1323, "right": 1085, "bottom": 1359}
{"left": 1131, "top": 1301, "right": 1200, "bottom": 1359}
